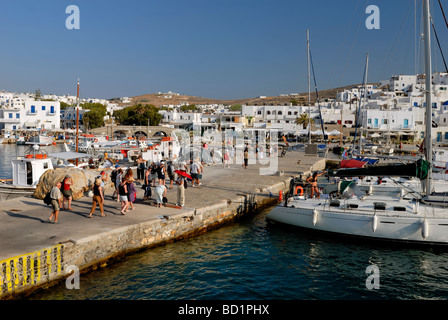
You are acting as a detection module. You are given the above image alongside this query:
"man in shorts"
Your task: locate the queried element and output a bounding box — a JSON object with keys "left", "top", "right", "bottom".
{"left": 48, "top": 182, "right": 63, "bottom": 224}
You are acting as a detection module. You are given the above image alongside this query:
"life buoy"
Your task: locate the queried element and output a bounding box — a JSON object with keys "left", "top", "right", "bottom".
{"left": 94, "top": 139, "right": 98, "bottom": 142}
{"left": 25, "top": 155, "right": 33, "bottom": 159}
{"left": 294, "top": 185, "right": 304, "bottom": 196}
{"left": 35, "top": 154, "right": 43, "bottom": 159}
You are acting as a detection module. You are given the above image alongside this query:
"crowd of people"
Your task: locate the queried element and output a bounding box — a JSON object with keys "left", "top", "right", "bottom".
{"left": 46, "top": 142, "right": 278, "bottom": 223}
{"left": 46, "top": 157, "right": 204, "bottom": 224}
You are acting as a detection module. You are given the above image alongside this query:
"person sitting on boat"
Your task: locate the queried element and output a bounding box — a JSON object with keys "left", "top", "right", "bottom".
{"left": 306, "top": 170, "right": 326, "bottom": 199}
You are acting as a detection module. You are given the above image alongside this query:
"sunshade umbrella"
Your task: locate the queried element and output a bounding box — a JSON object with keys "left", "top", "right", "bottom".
{"left": 175, "top": 170, "right": 192, "bottom": 180}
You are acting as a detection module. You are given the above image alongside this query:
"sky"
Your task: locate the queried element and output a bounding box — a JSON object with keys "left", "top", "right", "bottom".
{"left": 1, "top": 0, "right": 448, "bottom": 100}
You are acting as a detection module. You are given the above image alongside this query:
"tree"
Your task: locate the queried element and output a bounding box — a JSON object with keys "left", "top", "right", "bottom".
{"left": 80, "top": 102, "right": 107, "bottom": 129}
{"left": 114, "top": 104, "right": 162, "bottom": 126}
{"left": 180, "top": 104, "right": 199, "bottom": 112}
{"left": 296, "top": 113, "right": 314, "bottom": 129}
{"left": 229, "top": 104, "right": 242, "bottom": 111}
{"left": 290, "top": 99, "right": 299, "bottom": 106}
{"left": 34, "top": 89, "right": 42, "bottom": 100}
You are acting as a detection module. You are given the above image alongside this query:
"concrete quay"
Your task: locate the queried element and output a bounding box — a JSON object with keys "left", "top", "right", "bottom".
{"left": 0, "top": 151, "right": 325, "bottom": 299}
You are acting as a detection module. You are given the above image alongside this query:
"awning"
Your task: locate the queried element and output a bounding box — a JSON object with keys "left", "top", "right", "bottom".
{"left": 24, "top": 121, "right": 37, "bottom": 128}
{"left": 48, "top": 151, "right": 89, "bottom": 160}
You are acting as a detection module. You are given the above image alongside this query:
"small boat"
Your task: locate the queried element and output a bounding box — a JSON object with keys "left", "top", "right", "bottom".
{"left": 16, "top": 136, "right": 26, "bottom": 145}
{"left": 26, "top": 135, "right": 54, "bottom": 146}
{"left": 0, "top": 145, "right": 53, "bottom": 202}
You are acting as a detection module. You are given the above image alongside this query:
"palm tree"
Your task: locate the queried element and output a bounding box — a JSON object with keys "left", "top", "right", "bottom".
{"left": 295, "top": 113, "right": 314, "bottom": 129}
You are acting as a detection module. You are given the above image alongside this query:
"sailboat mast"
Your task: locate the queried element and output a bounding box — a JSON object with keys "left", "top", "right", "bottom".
{"left": 358, "top": 53, "right": 369, "bottom": 153}
{"left": 423, "top": 0, "right": 432, "bottom": 195}
{"left": 307, "top": 29, "right": 311, "bottom": 143}
{"left": 76, "top": 79, "right": 80, "bottom": 166}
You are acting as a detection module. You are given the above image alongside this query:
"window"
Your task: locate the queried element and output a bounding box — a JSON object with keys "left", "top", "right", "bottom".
{"left": 278, "top": 111, "right": 282, "bottom": 115}
{"left": 382, "top": 119, "right": 388, "bottom": 124}
{"left": 16, "top": 113, "right": 19, "bottom": 119}
{"left": 445, "top": 132, "right": 448, "bottom": 139}
{"left": 30, "top": 105, "right": 36, "bottom": 113}
{"left": 257, "top": 111, "right": 262, "bottom": 115}
{"left": 294, "top": 111, "right": 298, "bottom": 115}
{"left": 368, "top": 119, "right": 372, "bottom": 124}
{"left": 42, "top": 106, "right": 46, "bottom": 111}
{"left": 288, "top": 111, "right": 292, "bottom": 115}
{"left": 266, "top": 111, "right": 271, "bottom": 115}
{"left": 8, "top": 113, "right": 12, "bottom": 119}
{"left": 50, "top": 106, "right": 55, "bottom": 113}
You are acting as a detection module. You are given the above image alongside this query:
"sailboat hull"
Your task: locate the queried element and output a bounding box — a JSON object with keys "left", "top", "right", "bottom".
{"left": 266, "top": 201, "right": 448, "bottom": 246}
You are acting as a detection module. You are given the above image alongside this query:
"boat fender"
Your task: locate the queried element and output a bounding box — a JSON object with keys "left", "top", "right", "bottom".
{"left": 368, "top": 185, "right": 373, "bottom": 195}
{"left": 372, "top": 214, "right": 378, "bottom": 232}
{"left": 422, "top": 220, "right": 429, "bottom": 239}
{"left": 312, "top": 209, "right": 318, "bottom": 226}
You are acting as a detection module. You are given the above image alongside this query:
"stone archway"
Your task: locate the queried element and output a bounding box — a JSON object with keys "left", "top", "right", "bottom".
{"left": 134, "top": 130, "right": 147, "bottom": 138}
{"left": 113, "top": 130, "right": 127, "bottom": 140}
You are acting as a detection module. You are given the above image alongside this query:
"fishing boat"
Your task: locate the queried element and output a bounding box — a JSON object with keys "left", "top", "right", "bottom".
{"left": 26, "top": 134, "right": 54, "bottom": 146}
{"left": 267, "top": 1, "right": 448, "bottom": 245}
{"left": 0, "top": 144, "right": 53, "bottom": 201}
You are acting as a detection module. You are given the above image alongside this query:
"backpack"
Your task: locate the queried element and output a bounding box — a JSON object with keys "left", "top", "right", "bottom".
{"left": 43, "top": 191, "right": 52, "bottom": 205}
{"left": 167, "top": 164, "right": 174, "bottom": 175}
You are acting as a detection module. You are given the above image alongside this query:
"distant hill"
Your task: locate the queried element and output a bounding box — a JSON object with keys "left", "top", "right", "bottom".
{"left": 122, "top": 83, "right": 378, "bottom": 107}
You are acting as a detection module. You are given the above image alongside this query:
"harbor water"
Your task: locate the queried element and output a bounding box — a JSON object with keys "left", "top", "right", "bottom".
{"left": 28, "top": 206, "right": 448, "bottom": 300}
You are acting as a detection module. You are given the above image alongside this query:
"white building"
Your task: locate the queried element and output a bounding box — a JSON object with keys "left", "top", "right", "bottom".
{"left": 0, "top": 100, "right": 61, "bottom": 131}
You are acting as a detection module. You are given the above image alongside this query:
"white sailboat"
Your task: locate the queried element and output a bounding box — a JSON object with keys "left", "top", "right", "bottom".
{"left": 266, "top": 0, "right": 448, "bottom": 245}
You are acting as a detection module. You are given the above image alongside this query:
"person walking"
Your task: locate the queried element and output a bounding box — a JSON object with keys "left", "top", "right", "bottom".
{"left": 114, "top": 168, "right": 123, "bottom": 202}
{"left": 136, "top": 155, "right": 146, "bottom": 181}
{"left": 127, "top": 177, "right": 137, "bottom": 210}
{"left": 243, "top": 148, "right": 249, "bottom": 169}
{"left": 150, "top": 162, "right": 158, "bottom": 186}
{"left": 167, "top": 161, "right": 175, "bottom": 189}
{"left": 224, "top": 150, "right": 230, "bottom": 168}
{"left": 48, "top": 182, "right": 63, "bottom": 224}
{"left": 190, "top": 159, "right": 201, "bottom": 187}
{"left": 111, "top": 165, "right": 121, "bottom": 199}
{"left": 176, "top": 176, "right": 185, "bottom": 207}
{"left": 89, "top": 177, "right": 105, "bottom": 218}
{"left": 143, "top": 166, "right": 152, "bottom": 201}
{"left": 158, "top": 161, "right": 166, "bottom": 186}
{"left": 61, "top": 175, "right": 73, "bottom": 210}
{"left": 154, "top": 184, "right": 167, "bottom": 208}
{"left": 119, "top": 178, "right": 129, "bottom": 215}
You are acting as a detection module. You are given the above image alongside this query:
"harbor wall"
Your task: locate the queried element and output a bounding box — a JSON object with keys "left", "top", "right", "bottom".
{"left": 0, "top": 158, "right": 326, "bottom": 299}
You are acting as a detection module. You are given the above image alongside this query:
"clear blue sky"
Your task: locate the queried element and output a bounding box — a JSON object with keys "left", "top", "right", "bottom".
{"left": 1, "top": 0, "right": 447, "bottom": 100}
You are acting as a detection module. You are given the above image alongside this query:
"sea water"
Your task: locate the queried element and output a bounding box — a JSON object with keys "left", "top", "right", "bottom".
{"left": 28, "top": 206, "right": 448, "bottom": 300}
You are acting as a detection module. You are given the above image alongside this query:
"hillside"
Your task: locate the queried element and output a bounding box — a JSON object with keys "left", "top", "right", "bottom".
{"left": 123, "top": 83, "right": 378, "bottom": 107}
